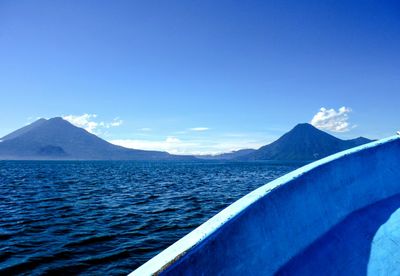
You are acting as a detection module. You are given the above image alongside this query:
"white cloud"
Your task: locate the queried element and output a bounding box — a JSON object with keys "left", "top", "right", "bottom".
{"left": 310, "top": 106, "right": 354, "bottom": 132}
{"left": 139, "top": 128, "right": 152, "bottom": 132}
{"left": 110, "top": 136, "right": 266, "bottom": 155}
{"left": 99, "top": 118, "right": 123, "bottom": 128}
{"left": 110, "top": 136, "right": 197, "bottom": 155}
{"left": 110, "top": 118, "right": 123, "bottom": 127}
{"left": 189, "top": 127, "right": 209, "bottom": 132}
{"left": 174, "top": 130, "right": 187, "bottom": 135}
{"left": 63, "top": 114, "right": 98, "bottom": 133}
{"left": 63, "top": 114, "right": 123, "bottom": 134}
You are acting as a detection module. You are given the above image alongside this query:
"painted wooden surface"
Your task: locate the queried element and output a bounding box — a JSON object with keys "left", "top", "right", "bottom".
{"left": 131, "top": 135, "right": 400, "bottom": 275}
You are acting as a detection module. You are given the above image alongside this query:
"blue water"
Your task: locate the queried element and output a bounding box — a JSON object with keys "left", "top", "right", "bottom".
{"left": 0, "top": 160, "right": 301, "bottom": 275}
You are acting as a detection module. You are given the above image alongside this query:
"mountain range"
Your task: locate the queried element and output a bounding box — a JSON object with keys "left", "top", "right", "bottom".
{"left": 0, "top": 117, "right": 193, "bottom": 160}
{"left": 196, "top": 149, "right": 256, "bottom": 160}
{"left": 237, "top": 123, "right": 372, "bottom": 161}
{"left": 0, "top": 118, "right": 373, "bottom": 161}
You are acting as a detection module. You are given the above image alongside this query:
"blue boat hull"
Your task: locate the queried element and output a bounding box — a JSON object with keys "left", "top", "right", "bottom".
{"left": 131, "top": 136, "right": 400, "bottom": 275}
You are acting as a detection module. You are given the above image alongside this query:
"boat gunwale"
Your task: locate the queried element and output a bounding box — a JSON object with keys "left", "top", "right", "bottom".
{"left": 130, "top": 134, "right": 400, "bottom": 276}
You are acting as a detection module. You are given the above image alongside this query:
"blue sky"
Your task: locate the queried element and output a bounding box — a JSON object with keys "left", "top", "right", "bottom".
{"left": 0, "top": 0, "right": 399, "bottom": 154}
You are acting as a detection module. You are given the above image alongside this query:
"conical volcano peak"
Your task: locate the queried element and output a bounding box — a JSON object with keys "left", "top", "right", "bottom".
{"left": 238, "top": 123, "right": 372, "bottom": 161}
{"left": 48, "top": 117, "right": 64, "bottom": 121}
{"left": 0, "top": 116, "right": 192, "bottom": 160}
{"left": 44, "top": 117, "right": 78, "bottom": 129}
{"left": 47, "top": 117, "right": 69, "bottom": 124}
{"left": 283, "top": 123, "right": 329, "bottom": 140}
{"left": 291, "top": 123, "right": 319, "bottom": 132}
{"left": 35, "top": 118, "right": 48, "bottom": 123}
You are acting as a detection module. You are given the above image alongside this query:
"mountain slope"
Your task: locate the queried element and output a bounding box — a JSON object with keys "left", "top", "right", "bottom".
{"left": 0, "top": 117, "right": 193, "bottom": 160}
{"left": 238, "top": 123, "right": 373, "bottom": 161}
{"left": 1, "top": 118, "right": 47, "bottom": 141}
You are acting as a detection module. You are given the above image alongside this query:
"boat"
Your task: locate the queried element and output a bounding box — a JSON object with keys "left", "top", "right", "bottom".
{"left": 131, "top": 134, "right": 400, "bottom": 275}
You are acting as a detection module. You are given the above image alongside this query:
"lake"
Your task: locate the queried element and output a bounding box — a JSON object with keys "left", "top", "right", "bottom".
{"left": 0, "top": 160, "right": 302, "bottom": 275}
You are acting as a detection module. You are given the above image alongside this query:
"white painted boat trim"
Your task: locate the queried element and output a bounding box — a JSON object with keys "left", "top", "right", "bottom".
{"left": 130, "top": 135, "right": 400, "bottom": 276}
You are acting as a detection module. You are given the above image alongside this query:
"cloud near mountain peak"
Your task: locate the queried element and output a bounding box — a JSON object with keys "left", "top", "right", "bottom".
{"left": 62, "top": 114, "right": 122, "bottom": 134}
{"left": 310, "top": 107, "right": 354, "bottom": 132}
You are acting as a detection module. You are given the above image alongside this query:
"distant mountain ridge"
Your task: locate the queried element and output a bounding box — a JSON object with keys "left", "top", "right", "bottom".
{"left": 0, "top": 119, "right": 373, "bottom": 161}
{"left": 0, "top": 117, "right": 194, "bottom": 160}
{"left": 196, "top": 149, "right": 256, "bottom": 160}
{"left": 237, "top": 123, "right": 373, "bottom": 161}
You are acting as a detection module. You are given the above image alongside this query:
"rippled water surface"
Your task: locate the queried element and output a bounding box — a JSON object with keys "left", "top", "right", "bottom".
{"left": 0, "top": 161, "right": 302, "bottom": 275}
